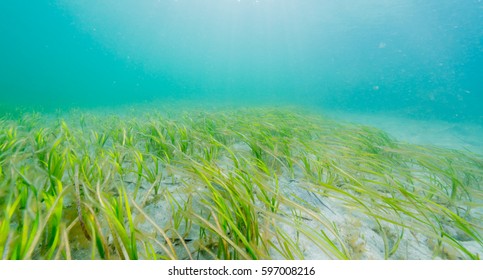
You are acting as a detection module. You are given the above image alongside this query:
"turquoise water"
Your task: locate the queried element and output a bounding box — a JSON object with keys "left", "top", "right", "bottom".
{"left": 1, "top": 1, "right": 483, "bottom": 261}
{"left": 1, "top": 0, "right": 482, "bottom": 122}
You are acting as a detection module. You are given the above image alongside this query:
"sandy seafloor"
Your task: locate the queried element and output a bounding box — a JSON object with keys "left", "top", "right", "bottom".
{"left": 295, "top": 111, "right": 481, "bottom": 259}
{"left": 122, "top": 109, "right": 482, "bottom": 260}
{"left": 327, "top": 111, "right": 483, "bottom": 155}
{"left": 293, "top": 111, "right": 483, "bottom": 259}
{"left": 12, "top": 105, "right": 482, "bottom": 260}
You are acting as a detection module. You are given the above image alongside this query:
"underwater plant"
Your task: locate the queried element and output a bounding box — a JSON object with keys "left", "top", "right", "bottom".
{"left": 0, "top": 106, "right": 482, "bottom": 259}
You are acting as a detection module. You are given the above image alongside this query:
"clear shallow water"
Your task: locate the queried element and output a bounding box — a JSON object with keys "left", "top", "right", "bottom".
{"left": 1, "top": 0, "right": 482, "bottom": 123}
{"left": 1, "top": 2, "right": 483, "bottom": 260}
